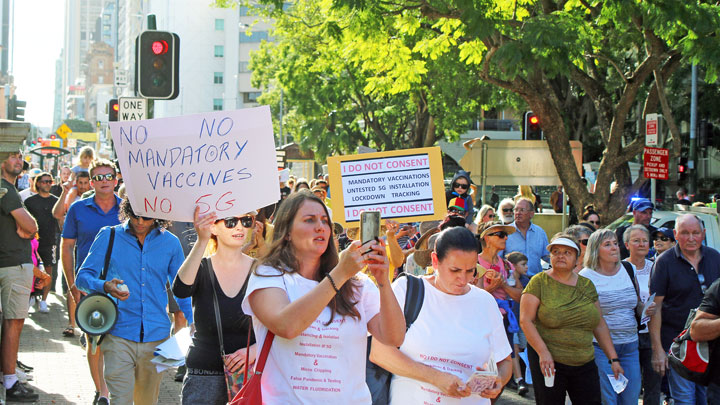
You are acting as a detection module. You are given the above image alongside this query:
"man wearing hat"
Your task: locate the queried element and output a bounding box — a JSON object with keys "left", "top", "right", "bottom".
{"left": 0, "top": 150, "right": 39, "bottom": 401}
{"left": 616, "top": 198, "right": 657, "bottom": 260}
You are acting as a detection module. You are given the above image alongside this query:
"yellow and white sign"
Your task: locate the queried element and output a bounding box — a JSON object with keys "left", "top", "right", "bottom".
{"left": 56, "top": 123, "right": 72, "bottom": 140}
{"left": 327, "top": 147, "right": 446, "bottom": 228}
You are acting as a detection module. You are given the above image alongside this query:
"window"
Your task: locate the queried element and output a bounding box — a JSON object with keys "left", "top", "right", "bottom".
{"left": 213, "top": 99, "right": 223, "bottom": 111}
{"left": 214, "top": 45, "right": 224, "bottom": 57}
{"left": 239, "top": 62, "right": 251, "bottom": 73}
{"left": 239, "top": 31, "right": 269, "bottom": 43}
{"left": 243, "top": 92, "right": 261, "bottom": 103}
{"left": 214, "top": 72, "right": 223, "bottom": 84}
{"left": 98, "top": 60, "right": 104, "bottom": 69}
{"left": 215, "top": 19, "right": 224, "bottom": 30}
{"left": 98, "top": 76, "right": 104, "bottom": 84}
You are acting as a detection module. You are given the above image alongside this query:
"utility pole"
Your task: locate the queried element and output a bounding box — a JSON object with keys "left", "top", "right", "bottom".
{"left": 689, "top": 64, "right": 698, "bottom": 196}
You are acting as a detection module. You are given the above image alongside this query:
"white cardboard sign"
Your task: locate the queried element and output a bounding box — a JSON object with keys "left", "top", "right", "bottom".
{"left": 109, "top": 106, "right": 280, "bottom": 222}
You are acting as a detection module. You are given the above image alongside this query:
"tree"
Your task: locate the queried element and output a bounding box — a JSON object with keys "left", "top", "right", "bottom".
{"left": 223, "top": 0, "right": 720, "bottom": 222}
{"left": 246, "top": 0, "right": 522, "bottom": 158}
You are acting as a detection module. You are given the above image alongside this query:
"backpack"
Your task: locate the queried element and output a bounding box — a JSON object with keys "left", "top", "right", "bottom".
{"left": 668, "top": 308, "right": 719, "bottom": 386}
{"left": 366, "top": 273, "right": 424, "bottom": 405}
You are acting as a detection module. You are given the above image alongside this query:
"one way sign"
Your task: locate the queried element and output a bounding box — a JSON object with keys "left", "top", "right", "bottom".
{"left": 118, "top": 97, "right": 147, "bottom": 121}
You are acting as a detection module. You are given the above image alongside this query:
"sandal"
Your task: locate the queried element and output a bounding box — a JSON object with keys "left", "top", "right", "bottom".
{"left": 62, "top": 326, "right": 75, "bottom": 337}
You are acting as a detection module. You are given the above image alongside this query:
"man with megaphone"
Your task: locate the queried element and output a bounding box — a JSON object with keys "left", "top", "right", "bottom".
{"left": 76, "top": 198, "right": 193, "bottom": 405}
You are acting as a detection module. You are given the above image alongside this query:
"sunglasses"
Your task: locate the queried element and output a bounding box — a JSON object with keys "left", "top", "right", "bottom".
{"left": 129, "top": 211, "right": 153, "bottom": 221}
{"left": 487, "top": 231, "right": 508, "bottom": 238}
{"left": 579, "top": 239, "right": 589, "bottom": 246}
{"left": 655, "top": 236, "right": 670, "bottom": 242}
{"left": 216, "top": 215, "right": 255, "bottom": 229}
{"left": 453, "top": 183, "right": 469, "bottom": 190}
{"left": 448, "top": 207, "right": 464, "bottom": 214}
{"left": 91, "top": 173, "right": 116, "bottom": 182}
{"left": 502, "top": 208, "right": 514, "bottom": 213}
{"left": 37, "top": 179, "right": 53, "bottom": 184}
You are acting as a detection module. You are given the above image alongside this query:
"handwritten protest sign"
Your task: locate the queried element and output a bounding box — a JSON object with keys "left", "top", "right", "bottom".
{"left": 327, "top": 147, "right": 445, "bottom": 228}
{"left": 109, "top": 106, "right": 279, "bottom": 222}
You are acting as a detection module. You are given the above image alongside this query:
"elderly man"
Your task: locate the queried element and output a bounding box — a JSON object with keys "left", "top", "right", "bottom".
{"left": 498, "top": 198, "right": 515, "bottom": 225}
{"left": 76, "top": 199, "right": 192, "bottom": 405}
{"left": 503, "top": 197, "right": 549, "bottom": 285}
{"left": 616, "top": 198, "right": 657, "bottom": 260}
{"left": 0, "top": 150, "right": 39, "bottom": 401}
{"left": 649, "top": 214, "right": 720, "bottom": 404}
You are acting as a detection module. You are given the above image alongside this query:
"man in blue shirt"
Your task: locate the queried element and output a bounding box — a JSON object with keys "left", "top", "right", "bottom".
{"left": 76, "top": 198, "right": 192, "bottom": 404}
{"left": 504, "top": 197, "right": 550, "bottom": 284}
{"left": 61, "top": 159, "right": 121, "bottom": 404}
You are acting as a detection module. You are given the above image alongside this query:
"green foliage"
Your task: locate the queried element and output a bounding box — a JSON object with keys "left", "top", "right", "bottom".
{"left": 63, "top": 119, "right": 94, "bottom": 133}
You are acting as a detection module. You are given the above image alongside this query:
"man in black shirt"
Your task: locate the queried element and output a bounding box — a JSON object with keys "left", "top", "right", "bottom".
{"left": 24, "top": 172, "right": 59, "bottom": 312}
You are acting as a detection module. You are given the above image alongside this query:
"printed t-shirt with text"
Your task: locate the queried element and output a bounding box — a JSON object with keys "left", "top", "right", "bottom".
{"left": 241, "top": 266, "right": 380, "bottom": 404}
{"left": 389, "top": 277, "right": 512, "bottom": 405}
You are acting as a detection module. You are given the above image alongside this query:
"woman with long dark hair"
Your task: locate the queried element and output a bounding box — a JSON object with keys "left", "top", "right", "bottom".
{"left": 242, "top": 192, "right": 405, "bottom": 403}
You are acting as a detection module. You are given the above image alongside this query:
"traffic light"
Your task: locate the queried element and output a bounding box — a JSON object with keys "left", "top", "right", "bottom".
{"left": 135, "top": 31, "right": 179, "bottom": 99}
{"left": 523, "top": 111, "right": 542, "bottom": 140}
{"left": 699, "top": 119, "right": 708, "bottom": 148}
{"left": 108, "top": 99, "right": 119, "bottom": 121}
{"left": 8, "top": 95, "right": 26, "bottom": 121}
{"left": 678, "top": 157, "right": 688, "bottom": 182}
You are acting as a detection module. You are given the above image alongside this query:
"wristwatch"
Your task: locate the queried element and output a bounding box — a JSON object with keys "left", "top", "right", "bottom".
{"left": 608, "top": 358, "right": 620, "bottom": 365}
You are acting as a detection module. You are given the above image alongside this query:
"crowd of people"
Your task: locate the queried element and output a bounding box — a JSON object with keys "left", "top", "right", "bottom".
{"left": 4, "top": 145, "right": 720, "bottom": 405}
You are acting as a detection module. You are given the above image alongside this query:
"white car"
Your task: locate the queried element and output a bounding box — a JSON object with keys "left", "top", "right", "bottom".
{"left": 605, "top": 205, "right": 720, "bottom": 249}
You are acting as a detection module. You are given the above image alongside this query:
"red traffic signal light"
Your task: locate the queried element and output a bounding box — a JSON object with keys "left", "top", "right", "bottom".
{"left": 529, "top": 115, "right": 539, "bottom": 125}
{"left": 523, "top": 111, "right": 543, "bottom": 140}
{"left": 49, "top": 134, "right": 56, "bottom": 140}
{"left": 678, "top": 164, "right": 686, "bottom": 173}
{"left": 108, "top": 99, "right": 119, "bottom": 121}
{"left": 136, "top": 31, "right": 179, "bottom": 99}
{"left": 151, "top": 40, "right": 168, "bottom": 55}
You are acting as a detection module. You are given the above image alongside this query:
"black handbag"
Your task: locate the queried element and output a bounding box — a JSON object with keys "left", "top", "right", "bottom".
{"left": 366, "top": 273, "right": 425, "bottom": 405}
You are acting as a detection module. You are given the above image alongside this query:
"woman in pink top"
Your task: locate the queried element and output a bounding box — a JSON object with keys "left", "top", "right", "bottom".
{"left": 477, "top": 222, "right": 522, "bottom": 307}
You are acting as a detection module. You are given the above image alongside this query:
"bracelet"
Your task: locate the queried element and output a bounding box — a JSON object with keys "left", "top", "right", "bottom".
{"left": 608, "top": 358, "right": 620, "bottom": 364}
{"left": 326, "top": 273, "right": 340, "bottom": 294}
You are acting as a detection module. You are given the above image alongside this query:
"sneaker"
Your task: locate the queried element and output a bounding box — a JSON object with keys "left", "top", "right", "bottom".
{"left": 92, "top": 391, "right": 99, "bottom": 405}
{"left": 16, "top": 360, "right": 33, "bottom": 372}
{"left": 39, "top": 301, "right": 49, "bottom": 313}
{"left": 96, "top": 397, "right": 109, "bottom": 405}
{"left": 5, "top": 381, "right": 39, "bottom": 402}
{"left": 517, "top": 378, "right": 529, "bottom": 397}
{"left": 27, "top": 296, "right": 35, "bottom": 309}
{"left": 16, "top": 369, "right": 32, "bottom": 383}
{"left": 505, "top": 378, "right": 518, "bottom": 390}
{"left": 79, "top": 334, "right": 87, "bottom": 349}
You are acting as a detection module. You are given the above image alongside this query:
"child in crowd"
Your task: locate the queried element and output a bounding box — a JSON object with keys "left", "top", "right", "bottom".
{"left": 506, "top": 251, "right": 530, "bottom": 397}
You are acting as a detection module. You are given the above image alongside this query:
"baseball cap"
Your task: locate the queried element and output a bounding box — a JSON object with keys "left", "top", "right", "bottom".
{"left": 28, "top": 168, "right": 43, "bottom": 179}
{"left": 653, "top": 227, "right": 675, "bottom": 242}
{"left": 632, "top": 198, "right": 654, "bottom": 212}
{"left": 448, "top": 197, "right": 466, "bottom": 212}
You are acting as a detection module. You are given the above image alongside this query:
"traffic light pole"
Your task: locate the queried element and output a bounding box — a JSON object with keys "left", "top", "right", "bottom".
{"left": 689, "top": 64, "right": 698, "bottom": 195}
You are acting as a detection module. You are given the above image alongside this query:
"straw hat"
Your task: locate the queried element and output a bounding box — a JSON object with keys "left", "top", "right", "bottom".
{"left": 412, "top": 227, "right": 441, "bottom": 268}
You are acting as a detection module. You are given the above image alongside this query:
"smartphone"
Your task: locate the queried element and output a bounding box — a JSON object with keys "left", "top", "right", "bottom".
{"left": 359, "top": 211, "right": 381, "bottom": 245}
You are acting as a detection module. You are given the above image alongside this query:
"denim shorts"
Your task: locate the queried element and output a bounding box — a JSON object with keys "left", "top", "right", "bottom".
{"left": 181, "top": 373, "right": 228, "bottom": 405}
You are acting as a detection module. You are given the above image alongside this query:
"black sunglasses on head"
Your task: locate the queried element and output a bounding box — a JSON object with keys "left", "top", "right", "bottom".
{"left": 216, "top": 215, "right": 255, "bottom": 229}
{"left": 453, "top": 183, "right": 469, "bottom": 189}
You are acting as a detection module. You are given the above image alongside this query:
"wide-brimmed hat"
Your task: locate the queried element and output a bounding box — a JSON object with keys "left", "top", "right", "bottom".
{"left": 345, "top": 224, "right": 388, "bottom": 241}
{"left": 547, "top": 237, "right": 580, "bottom": 253}
{"left": 478, "top": 222, "right": 516, "bottom": 239}
{"left": 412, "top": 227, "right": 441, "bottom": 268}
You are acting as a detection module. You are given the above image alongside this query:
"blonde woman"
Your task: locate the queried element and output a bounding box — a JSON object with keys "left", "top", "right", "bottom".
{"left": 172, "top": 207, "right": 259, "bottom": 404}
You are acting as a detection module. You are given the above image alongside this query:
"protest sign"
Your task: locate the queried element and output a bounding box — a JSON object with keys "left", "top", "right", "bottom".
{"left": 109, "top": 106, "right": 279, "bottom": 222}
{"left": 327, "top": 147, "right": 445, "bottom": 228}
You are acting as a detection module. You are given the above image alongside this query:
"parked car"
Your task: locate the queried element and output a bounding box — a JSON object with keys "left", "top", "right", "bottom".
{"left": 605, "top": 205, "right": 720, "bottom": 249}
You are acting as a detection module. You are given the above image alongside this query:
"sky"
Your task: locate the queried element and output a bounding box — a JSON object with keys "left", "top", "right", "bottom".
{"left": 12, "top": 0, "right": 64, "bottom": 131}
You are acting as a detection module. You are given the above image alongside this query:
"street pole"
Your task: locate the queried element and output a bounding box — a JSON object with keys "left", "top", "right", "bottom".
{"left": 689, "top": 63, "right": 698, "bottom": 195}
{"left": 280, "top": 88, "right": 285, "bottom": 145}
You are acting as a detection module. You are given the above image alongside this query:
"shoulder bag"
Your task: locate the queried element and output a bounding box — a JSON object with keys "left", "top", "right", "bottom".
{"left": 207, "top": 258, "right": 258, "bottom": 401}
{"left": 366, "top": 273, "right": 425, "bottom": 405}
{"left": 668, "top": 308, "right": 720, "bottom": 386}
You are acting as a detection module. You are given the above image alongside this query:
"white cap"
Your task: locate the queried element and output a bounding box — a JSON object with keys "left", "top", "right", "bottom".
{"left": 546, "top": 237, "right": 579, "bottom": 253}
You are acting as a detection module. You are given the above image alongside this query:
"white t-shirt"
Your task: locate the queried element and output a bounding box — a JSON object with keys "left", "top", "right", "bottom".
{"left": 241, "top": 265, "right": 380, "bottom": 404}
{"left": 389, "top": 277, "right": 512, "bottom": 405}
{"left": 19, "top": 188, "right": 36, "bottom": 202}
{"left": 627, "top": 259, "right": 653, "bottom": 334}
{"left": 579, "top": 267, "right": 638, "bottom": 344}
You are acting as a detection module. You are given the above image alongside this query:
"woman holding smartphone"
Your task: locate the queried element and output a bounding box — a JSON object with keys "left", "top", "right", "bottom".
{"left": 172, "top": 207, "right": 258, "bottom": 404}
{"left": 242, "top": 192, "right": 405, "bottom": 403}
{"left": 370, "top": 227, "right": 513, "bottom": 404}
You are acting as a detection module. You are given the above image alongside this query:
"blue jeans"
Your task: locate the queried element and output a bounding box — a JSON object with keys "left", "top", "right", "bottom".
{"left": 667, "top": 366, "right": 706, "bottom": 405}
{"left": 593, "top": 340, "right": 641, "bottom": 405}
